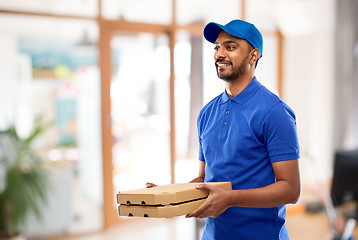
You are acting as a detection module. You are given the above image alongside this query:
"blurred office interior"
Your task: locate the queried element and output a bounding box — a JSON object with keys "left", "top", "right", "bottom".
{"left": 0, "top": 0, "right": 357, "bottom": 239}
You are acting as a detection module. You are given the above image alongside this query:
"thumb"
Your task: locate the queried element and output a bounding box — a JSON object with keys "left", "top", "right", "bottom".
{"left": 195, "top": 183, "right": 214, "bottom": 192}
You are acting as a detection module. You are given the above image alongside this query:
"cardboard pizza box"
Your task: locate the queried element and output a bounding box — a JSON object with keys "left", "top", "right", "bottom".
{"left": 116, "top": 182, "right": 232, "bottom": 218}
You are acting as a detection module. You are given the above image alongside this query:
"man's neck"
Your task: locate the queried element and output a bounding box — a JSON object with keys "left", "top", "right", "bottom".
{"left": 225, "top": 74, "right": 255, "bottom": 98}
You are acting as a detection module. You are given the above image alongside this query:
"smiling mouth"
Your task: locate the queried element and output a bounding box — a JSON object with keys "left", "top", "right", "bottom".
{"left": 216, "top": 62, "right": 231, "bottom": 71}
{"left": 217, "top": 63, "right": 230, "bottom": 67}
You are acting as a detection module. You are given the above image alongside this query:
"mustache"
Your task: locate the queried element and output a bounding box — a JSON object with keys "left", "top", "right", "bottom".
{"left": 215, "top": 59, "right": 232, "bottom": 65}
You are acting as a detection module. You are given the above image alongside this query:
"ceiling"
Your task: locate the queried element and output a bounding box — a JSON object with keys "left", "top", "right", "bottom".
{"left": 0, "top": 0, "right": 335, "bottom": 43}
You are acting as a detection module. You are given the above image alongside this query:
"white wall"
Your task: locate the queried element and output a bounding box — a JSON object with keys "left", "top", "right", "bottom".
{"left": 279, "top": 0, "right": 336, "bottom": 183}
{"left": 284, "top": 33, "right": 336, "bottom": 183}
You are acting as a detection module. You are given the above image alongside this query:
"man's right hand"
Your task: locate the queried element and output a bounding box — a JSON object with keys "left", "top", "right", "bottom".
{"left": 145, "top": 182, "right": 157, "bottom": 188}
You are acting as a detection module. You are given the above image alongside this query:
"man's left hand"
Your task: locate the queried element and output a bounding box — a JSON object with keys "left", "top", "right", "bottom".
{"left": 186, "top": 184, "right": 231, "bottom": 218}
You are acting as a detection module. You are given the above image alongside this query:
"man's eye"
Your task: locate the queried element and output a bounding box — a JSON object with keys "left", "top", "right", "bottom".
{"left": 227, "top": 46, "right": 235, "bottom": 50}
{"left": 214, "top": 46, "right": 219, "bottom": 51}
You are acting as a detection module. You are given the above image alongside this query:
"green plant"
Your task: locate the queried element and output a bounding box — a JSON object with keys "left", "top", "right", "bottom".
{"left": 0, "top": 117, "right": 51, "bottom": 238}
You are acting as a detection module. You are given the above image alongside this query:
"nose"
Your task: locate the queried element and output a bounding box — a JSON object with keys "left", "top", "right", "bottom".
{"left": 215, "top": 48, "right": 226, "bottom": 60}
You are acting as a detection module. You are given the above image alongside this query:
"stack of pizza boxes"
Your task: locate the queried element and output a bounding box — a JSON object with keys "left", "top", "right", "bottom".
{"left": 116, "top": 182, "right": 232, "bottom": 218}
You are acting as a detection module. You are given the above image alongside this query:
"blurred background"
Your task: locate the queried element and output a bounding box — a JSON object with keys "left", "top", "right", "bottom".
{"left": 0, "top": 0, "right": 357, "bottom": 239}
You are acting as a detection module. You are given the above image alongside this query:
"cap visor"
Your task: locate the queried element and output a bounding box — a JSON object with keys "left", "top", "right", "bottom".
{"left": 203, "top": 22, "right": 224, "bottom": 43}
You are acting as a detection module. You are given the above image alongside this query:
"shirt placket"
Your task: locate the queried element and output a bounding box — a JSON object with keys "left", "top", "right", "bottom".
{"left": 221, "top": 100, "right": 232, "bottom": 136}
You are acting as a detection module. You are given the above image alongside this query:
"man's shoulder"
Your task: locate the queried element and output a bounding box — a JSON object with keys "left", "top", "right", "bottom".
{"left": 255, "top": 84, "right": 281, "bottom": 103}
{"left": 200, "top": 93, "right": 224, "bottom": 113}
{"left": 252, "top": 84, "right": 296, "bottom": 115}
{"left": 254, "top": 86, "right": 296, "bottom": 122}
{"left": 197, "top": 93, "right": 224, "bottom": 124}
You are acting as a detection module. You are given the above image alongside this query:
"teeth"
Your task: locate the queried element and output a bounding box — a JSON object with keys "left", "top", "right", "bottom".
{"left": 217, "top": 63, "right": 230, "bottom": 67}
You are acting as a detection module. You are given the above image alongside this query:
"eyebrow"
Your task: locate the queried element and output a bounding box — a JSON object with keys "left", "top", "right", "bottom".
{"left": 214, "top": 40, "right": 240, "bottom": 45}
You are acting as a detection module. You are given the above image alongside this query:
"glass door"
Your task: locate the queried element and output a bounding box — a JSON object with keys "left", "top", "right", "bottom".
{"left": 110, "top": 33, "right": 171, "bottom": 195}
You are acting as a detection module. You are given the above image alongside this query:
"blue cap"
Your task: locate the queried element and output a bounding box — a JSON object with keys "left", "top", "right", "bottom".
{"left": 203, "top": 19, "right": 263, "bottom": 59}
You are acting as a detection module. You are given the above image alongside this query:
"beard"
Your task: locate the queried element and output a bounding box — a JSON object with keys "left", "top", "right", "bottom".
{"left": 216, "top": 54, "right": 249, "bottom": 82}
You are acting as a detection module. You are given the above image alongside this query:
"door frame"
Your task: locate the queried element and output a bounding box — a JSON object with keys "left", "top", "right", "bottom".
{"left": 98, "top": 18, "right": 182, "bottom": 228}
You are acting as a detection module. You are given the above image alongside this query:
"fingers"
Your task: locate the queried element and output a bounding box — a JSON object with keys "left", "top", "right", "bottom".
{"left": 187, "top": 184, "right": 229, "bottom": 219}
{"left": 145, "top": 182, "right": 157, "bottom": 188}
{"left": 186, "top": 200, "right": 210, "bottom": 218}
{"left": 195, "top": 183, "right": 214, "bottom": 192}
{"left": 186, "top": 184, "right": 213, "bottom": 218}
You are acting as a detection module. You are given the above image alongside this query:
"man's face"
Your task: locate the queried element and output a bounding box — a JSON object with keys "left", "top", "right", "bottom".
{"left": 214, "top": 31, "right": 252, "bottom": 82}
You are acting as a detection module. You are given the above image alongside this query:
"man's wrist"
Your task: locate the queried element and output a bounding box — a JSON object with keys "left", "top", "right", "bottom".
{"left": 225, "top": 189, "right": 237, "bottom": 208}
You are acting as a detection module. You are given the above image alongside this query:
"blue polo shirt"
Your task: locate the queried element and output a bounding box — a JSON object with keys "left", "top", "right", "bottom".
{"left": 197, "top": 77, "right": 300, "bottom": 240}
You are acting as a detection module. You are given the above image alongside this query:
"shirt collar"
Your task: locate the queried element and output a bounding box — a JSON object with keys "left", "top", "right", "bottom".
{"left": 220, "top": 77, "right": 262, "bottom": 105}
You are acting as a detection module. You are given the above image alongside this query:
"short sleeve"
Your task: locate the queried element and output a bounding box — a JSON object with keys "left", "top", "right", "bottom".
{"left": 263, "top": 102, "right": 300, "bottom": 163}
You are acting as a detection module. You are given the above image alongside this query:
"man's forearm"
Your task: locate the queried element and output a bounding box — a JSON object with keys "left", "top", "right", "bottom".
{"left": 225, "top": 159, "right": 301, "bottom": 208}
{"left": 226, "top": 180, "right": 300, "bottom": 208}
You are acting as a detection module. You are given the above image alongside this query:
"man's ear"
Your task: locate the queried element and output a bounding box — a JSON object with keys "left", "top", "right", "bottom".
{"left": 249, "top": 49, "right": 260, "bottom": 65}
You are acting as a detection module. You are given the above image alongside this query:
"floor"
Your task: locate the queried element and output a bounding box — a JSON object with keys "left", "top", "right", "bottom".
{"left": 287, "top": 211, "right": 358, "bottom": 240}
{"left": 39, "top": 210, "right": 358, "bottom": 240}
{"left": 42, "top": 217, "right": 199, "bottom": 240}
